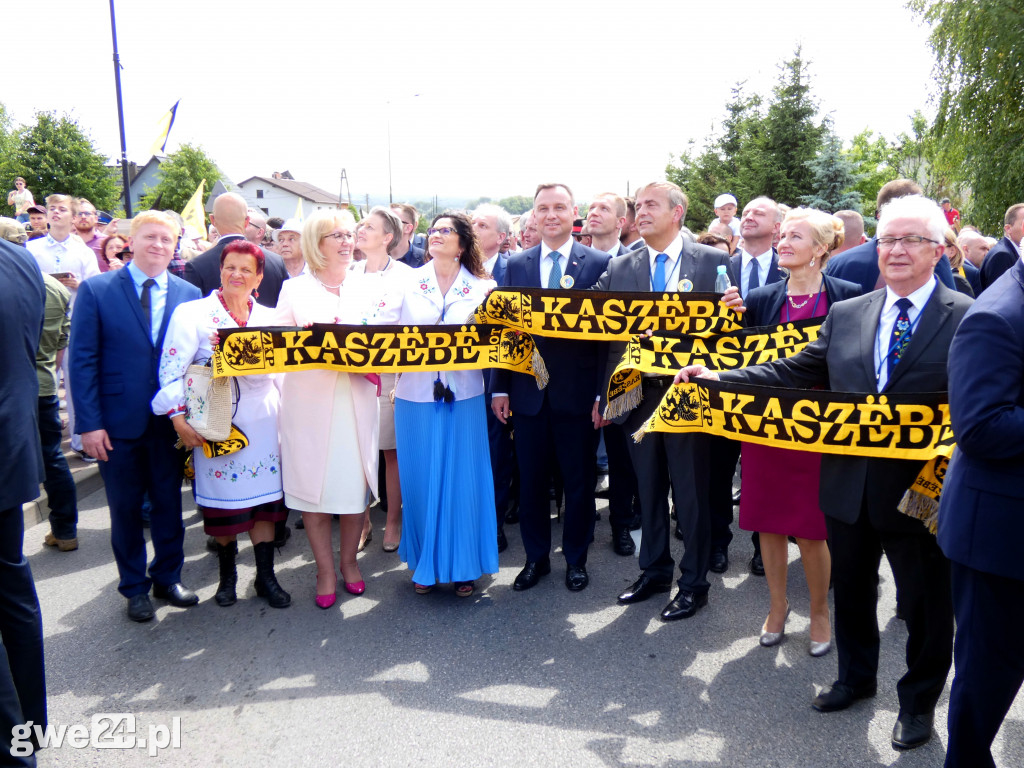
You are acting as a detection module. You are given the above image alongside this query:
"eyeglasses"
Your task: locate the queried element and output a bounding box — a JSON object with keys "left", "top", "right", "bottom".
{"left": 322, "top": 231, "right": 354, "bottom": 241}
{"left": 877, "top": 235, "right": 939, "bottom": 249}
{"left": 75, "top": 211, "right": 97, "bottom": 218}
{"left": 427, "top": 227, "right": 457, "bottom": 237}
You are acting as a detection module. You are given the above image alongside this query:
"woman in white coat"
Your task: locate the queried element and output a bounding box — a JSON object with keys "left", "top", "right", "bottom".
{"left": 275, "top": 210, "right": 381, "bottom": 608}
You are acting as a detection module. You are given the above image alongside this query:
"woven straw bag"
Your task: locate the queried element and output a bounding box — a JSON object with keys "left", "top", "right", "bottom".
{"left": 184, "top": 363, "right": 232, "bottom": 441}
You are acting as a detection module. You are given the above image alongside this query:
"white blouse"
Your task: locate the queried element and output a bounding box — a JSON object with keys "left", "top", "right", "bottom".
{"left": 374, "top": 262, "right": 496, "bottom": 403}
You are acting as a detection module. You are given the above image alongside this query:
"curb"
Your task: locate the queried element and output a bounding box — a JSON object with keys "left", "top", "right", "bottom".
{"left": 22, "top": 448, "right": 105, "bottom": 532}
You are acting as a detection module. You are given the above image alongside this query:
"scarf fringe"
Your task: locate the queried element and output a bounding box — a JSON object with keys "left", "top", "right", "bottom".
{"left": 897, "top": 489, "right": 940, "bottom": 535}
{"left": 531, "top": 348, "right": 550, "bottom": 389}
{"left": 604, "top": 384, "right": 643, "bottom": 421}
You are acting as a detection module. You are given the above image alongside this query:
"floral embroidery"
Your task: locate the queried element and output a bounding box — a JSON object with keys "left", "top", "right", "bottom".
{"left": 203, "top": 453, "right": 282, "bottom": 482}
{"left": 169, "top": 348, "right": 177, "bottom": 356}
{"left": 418, "top": 279, "right": 435, "bottom": 295}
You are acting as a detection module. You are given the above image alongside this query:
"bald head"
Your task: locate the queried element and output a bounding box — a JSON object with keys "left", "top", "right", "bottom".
{"left": 957, "top": 229, "right": 990, "bottom": 268}
{"left": 210, "top": 192, "right": 248, "bottom": 235}
{"left": 832, "top": 210, "right": 865, "bottom": 255}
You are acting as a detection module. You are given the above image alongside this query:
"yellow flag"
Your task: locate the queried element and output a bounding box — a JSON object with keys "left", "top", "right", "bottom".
{"left": 149, "top": 101, "right": 179, "bottom": 156}
{"left": 294, "top": 196, "right": 304, "bottom": 222}
{"left": 181, "top": 179, "right": 206, "bottom": 239}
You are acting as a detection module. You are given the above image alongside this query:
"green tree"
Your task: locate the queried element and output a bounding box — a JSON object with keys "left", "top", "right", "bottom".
{"left": 844, "top": 128, "right": 895, "bottom": 216}
{"left": 911, "top": 0, "right": 1023, "bottom": 230}
{"left": 0, "top": 111, "right": 119, "bottom": 211}
{"left": 140, "top": 143, "right": 221, "bottom": 213}
{"left": 891, "top": 110, "right": 957, "bottom": 204}
{"left": 801, "top": 128, "right": 863, "bottom": 212}
{"left": 495, "top": 195, "right": 534, "bottom": 215}
{"left": 759, "top": 47, "right": 827, "bottom": 206}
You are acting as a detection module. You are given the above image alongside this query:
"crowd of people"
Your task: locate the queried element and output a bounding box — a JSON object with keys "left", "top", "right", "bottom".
{"left": 2, "top": 174, "right": 1023, "bottom": 768}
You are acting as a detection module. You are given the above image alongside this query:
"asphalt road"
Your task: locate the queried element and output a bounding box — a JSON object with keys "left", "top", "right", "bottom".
{"left": 25, "top": 486, "right": 1024, "bottom": 767}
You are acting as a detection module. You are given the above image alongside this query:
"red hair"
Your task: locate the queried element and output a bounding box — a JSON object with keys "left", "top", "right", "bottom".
{"left": 220, "top": 240, "right": 265, "bottom": 274}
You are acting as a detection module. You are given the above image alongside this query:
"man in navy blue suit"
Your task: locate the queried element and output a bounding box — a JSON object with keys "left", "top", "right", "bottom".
{"left": 829, "top": 179, "right": 956, "bottom": 293}
{"left": 978, "top": 202, "right": 1024, "bottom": 291}
{"left": 491, "top": 183, "right": 610, "bottom": 592}
{"left": 473, "top": 204, "right": 515, "bottom": 550}
{"left": 939, "top": 255, "right": 1024, "bottom": 767}
{"left": 391, "top": 203, "right": 426, "bottom": 268}
{"left": 72, "top": 211, "right": 202, "bottom": 622}
{"left": 0, "top": 239, "right": 47, "bottom": 766}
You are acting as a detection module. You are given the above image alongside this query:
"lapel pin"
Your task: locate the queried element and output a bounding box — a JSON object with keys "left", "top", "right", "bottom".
{"left": 678, "top": 279, "right": 694, "bottom": 292}
{"left": 560, "top": 275, "right": 575, "bottom": 289}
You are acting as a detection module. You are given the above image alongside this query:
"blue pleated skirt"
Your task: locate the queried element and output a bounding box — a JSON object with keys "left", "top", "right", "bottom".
{"left": 394, "top": 395, "right": 499, "bottom": 585}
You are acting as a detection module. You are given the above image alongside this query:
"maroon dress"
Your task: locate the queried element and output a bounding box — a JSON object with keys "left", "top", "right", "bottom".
{"left": 738, "top": 290, "right": 829, "bottom": 540}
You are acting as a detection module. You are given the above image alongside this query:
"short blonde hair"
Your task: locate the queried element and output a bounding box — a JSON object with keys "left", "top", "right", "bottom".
{"left": 45, "top": 194, "right": 78, "bottom": 215}
{"left": 130, "top": 210, "right": 180, "bottom": 238}
{"left": 782, "top": 207, "right": 844, "bottom": 268}
{"left": 302, "top": 209, "right": 357, "bottom": 272}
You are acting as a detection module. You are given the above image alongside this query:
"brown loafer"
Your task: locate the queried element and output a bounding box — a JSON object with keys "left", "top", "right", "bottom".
{"left": 44, "top": 532, "right": 79, "bottom": 552}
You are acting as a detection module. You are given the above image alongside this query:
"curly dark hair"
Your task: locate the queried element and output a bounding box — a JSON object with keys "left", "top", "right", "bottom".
{"left": 220, "top": 240, "right": 265, "bottom": 274}
{"left": 424, "top": 210, "right": 487, "bottom": 278}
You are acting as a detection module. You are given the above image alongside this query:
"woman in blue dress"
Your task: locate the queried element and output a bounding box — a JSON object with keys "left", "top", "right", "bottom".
{"left": 375, "top": 212, "right": 498, "bottom": 597}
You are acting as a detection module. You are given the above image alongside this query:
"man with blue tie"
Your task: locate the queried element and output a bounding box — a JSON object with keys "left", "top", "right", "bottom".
{"left": 491, "top": 183, "right": 610, "bottom": 592}
{"left": 597, "top": 181, "right": 735, "bottom": 620}
{"left": 71, "top": 211, "right": 202, "bottom": 622}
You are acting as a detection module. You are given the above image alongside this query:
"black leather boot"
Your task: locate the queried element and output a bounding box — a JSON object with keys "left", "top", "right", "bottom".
{"left": 214, "top": 541, "right": 238, "bottom": 607}
{"left": 253, "top": 541, "right": 291, "bottom": 608}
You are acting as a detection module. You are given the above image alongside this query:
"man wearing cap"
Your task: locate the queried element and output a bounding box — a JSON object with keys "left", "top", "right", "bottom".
{"left": 940, "top": 198, "right": 960, "bottom": 231}
{"left": 26, "top": 204, "right": 49, "bottom": 241}
{"left": 710, "top": 194, "right": 740, "bottom": 251}
{"left": 277, "top": 219, "right": 307, "bottom": 277}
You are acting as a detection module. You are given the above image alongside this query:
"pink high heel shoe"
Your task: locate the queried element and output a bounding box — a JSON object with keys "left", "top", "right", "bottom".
{"left": 344, "top": 581, "right": 365, "bottom": 595}
{"left": 315, "top": 593, "right": 336, "bottom": 609}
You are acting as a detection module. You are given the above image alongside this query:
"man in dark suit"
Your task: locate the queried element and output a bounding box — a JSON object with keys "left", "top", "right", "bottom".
{"left": 390, "top": 203, "right": 426, "bottom": 268}
{"left": 680, "top": 194, "right": 972, "bottom": 750}
{"left": 597, "top": 181, "right": 735, "bottom": 621}
{"left": 587, "top": 192, "right": 641, "bottom": 555}
{"left": 829, "top": 179, "right": 956, "bottom": 294}
{"left": 72, "top": 211, "right": 203, "bottom": 622}
{"left": 978, "top": 202, "right": 1024, "bottom": 291}
{"left": 184, "top": 192, "right": 288, "bottom": 307}
{"left": 0, "top": 239, "right": 47, "bottom": 765}
{"left": 710, "top": 196, "right": 783, "bottom": 575}
{"left": 473, "top": 204, "right": 515, "bottom": 550}
{"left": 620, "top": 196, "right": 645, "bottom": 251}
{"left": 491, "top": 183, "right": 611, "bottom": 592}
{"left": 938, "top": 256, "right": 1024, "bottom": 768}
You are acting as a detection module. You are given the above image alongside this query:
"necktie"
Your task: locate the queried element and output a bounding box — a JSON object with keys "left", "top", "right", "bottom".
{"left": 652, "top": 253, "right": 668, "bottom": 293}
{"left": 548, "top": 253, "right": 562, "bottom": 289}
{"left": 886, "top": 297, "right": 914, "bottom": 377}
{"left": 141, "top": 278, "right": 156, "bottom": 339}
{"left": 747, "top": 259, "right": 760, "bottom": 296}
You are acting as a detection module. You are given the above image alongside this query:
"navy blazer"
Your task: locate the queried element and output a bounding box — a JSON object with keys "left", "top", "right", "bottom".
{"left": 398, "top": 243, "right": 425, "bottom": 269}
{"left": 828, "top": 237, "right": 956, "bottom": 294}
{"left": 183, "top": 234, "right": 288, "bottom": 307}
{"left": 979, "top": 235, "right": 1018, "bottom": 291}
{"left": 490, "top": 241, "right": 610, "bottom": 417}
{"left": 0, "top": 240, "right": 45, "bottom": 509}
{"left": 939, "top": 259, "right": 1024, "bottom": 580}
{"left": 490, "top": 252, "right": 508, "bottom": 285}
{"left": 730, "top": 249, "right": 782, "bottom": 296}
{"left": 71, "top": 267, "right": 201, "bottom": 440}
{"left": 963, "top": 259, "right": 982, "bottom": 296}
{"left": 743, "top": 274, "right": 863, "bottom": 327}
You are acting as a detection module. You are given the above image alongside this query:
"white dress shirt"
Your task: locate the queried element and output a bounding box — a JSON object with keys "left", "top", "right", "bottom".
{"left": 874, "top": 276, "right": 937, "bottom": 391}
{"left": 539, "top": 238, "right": 573, "bottom": 287}
{"left": 483, "top": 253, "right": 500, "bottom": 275}
{"left": 125, "top": 261, "right": 169, "bottom": 345}
{"left": 26, "top": 233, "right": 101, "bottom": 308}
{"left": 739, "top": 248, "right": 774, "bottom": 298}
{"left": 647, "top": 234, "right": 684, "bottom": 291}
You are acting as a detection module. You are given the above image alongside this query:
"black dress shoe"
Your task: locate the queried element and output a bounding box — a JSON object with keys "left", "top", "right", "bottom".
{"left": 513, "top": 559, "right": 551, "bottom": 591}
{"left": 709, "top": 547, "right": 729, "bottom": 574}
{"left": 891, "top": 711, "right": 933, "bottom": 750}
{"left": 612, "top": 527, "right": 635, "bottom": 556}
{"left": 497, "top": 527, "right": 508, "bottom": 553}
{"left": 126, "top": 594, "right": 155, "bottom": 622}
{"left": 294, "top": 517, "right": 305, "bottom": 530}
{"left": 660, "top": 589, "right": 708, "bottom": 621}
{"left": 811, "top": 681, "right": 877, "bottom": 712}
{"left": 565, "top": 564, "right": 589, "bottom": 591}
{"left": 618, "top": 574, "right": 672, "bottom": 604}
{"left": 749, "top": 552, "right": 765, "bottom": 576}
{"left": 628, "top": 512, "right": 642, "bottom": 531}
{"left": 152, "top": 582, "right": 199, "bottom": 607}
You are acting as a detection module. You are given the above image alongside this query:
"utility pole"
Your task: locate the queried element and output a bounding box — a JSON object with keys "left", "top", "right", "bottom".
{"left": 108, "top": 0, "right": 132, "bottom": 216}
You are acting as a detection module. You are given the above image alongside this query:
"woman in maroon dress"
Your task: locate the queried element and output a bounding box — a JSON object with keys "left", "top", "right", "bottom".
{"left": 740, "top": 208, "right": 861, "bottom": 656}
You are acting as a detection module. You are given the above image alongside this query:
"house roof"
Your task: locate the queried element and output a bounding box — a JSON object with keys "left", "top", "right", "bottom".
{"left": 237, "top": 176, "right": 341, "bottom": 205}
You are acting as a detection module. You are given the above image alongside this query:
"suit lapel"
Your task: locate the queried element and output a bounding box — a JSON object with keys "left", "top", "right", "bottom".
{"left": 563, "top": 242, "right": 587, "bottom": 287}
{"left": 676, "top": 241, "right": 699, "bottom": 289}
{"left": 860, "top": 291, "right": 885, "bottom": 388}
{"left": 119, "top": 268, "right": 152, "bottom": 343}
{"left": 884, "top": 285, "right": 953, "bottom": 391}
{"left": 156, "top": 276, "right": 178, "bottom": 348}
{"left": 524, "top": 246, "right": 542, "bottom": 287}
{"left": 632, "top": 246, "right": 651, "bottom": 291}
